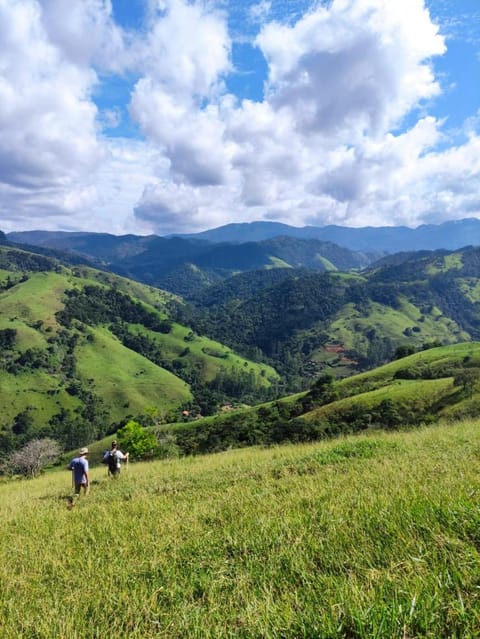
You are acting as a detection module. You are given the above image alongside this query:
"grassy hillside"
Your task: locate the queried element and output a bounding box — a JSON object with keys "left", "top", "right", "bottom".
{"left": 74, "top": 327, "right": 192, "bottom": 422}
{"left": 182, "top": 246, "right": 480, "bottom": 384}
{"left": 0, "top": 246, "right": 279, "bottom": 451}
{"left": 152, "top": 343, "right": 480, "bottom": 457}
{"left": 1, "top": 420, "right": 480, "bottom": 637}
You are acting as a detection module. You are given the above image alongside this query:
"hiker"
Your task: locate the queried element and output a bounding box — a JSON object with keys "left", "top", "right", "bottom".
{"left": 103, "top": 440, "right": 129, "bottom": 477}
{"left": 67, "top": 447, "right": 90, "bottom": 497}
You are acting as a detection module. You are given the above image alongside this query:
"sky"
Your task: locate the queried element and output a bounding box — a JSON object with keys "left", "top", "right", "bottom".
{"left": 1, "top": 0, "right": 480, "bottom": 236}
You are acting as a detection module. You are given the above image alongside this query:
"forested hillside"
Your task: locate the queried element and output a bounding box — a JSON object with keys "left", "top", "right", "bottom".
{"left": 5, "top": 230, "right": 379, "bottom": 297}
{"left": 154, "top": 342, "right": 480, "bottom": 457}
{"left": 2, "top": 239, "right": 480, "bottom": 460}
{"left": 0, "top": 246, "right": 278, "bottom": 455}
{"left": 176, "top": 247, "right": 480, "bottom": 388}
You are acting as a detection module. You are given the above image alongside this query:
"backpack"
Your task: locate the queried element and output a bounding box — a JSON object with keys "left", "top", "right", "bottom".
{"left": 104, "top": 451, "right": 119, "bottom": 473}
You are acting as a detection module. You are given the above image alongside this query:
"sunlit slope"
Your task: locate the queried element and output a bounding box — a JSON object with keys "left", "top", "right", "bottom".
{"left": 0, "top": 271, "right": 69, "bottom": 329}
{"left": 75, "top": 327, "right": 192, "bottom": 422}
{"left": 303, "top": 342, "right": 480, "bottom": 427}
{"left": 128, "top": 321, "right": 277, "bottom": 383}
{"left": 0, "top": 369, "right": 82, "bottom": 426}
{"left": 325, "top": 297, "right": 468, "bottom": 353}
{"left": 0, "top": 246, "right": 279, "bottom": 433}
{"left": 155, "top": 343, "right": 480, "bottom": 456}
{"left": 2, "top": 420, "right": 480, "bottom": 638}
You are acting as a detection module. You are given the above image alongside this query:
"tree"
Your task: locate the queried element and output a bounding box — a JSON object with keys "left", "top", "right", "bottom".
{"left": 116, "top": 420, "right": 158, "bottom": 460}
{"left": 2, "top": 438, "right": 62, "bottom": 478}
{"left": 454, "top": 369, "right": 480, "bottom": 398}
{"left": 308, "top": 373, "right": 338, "bottom": 404}
{"left": 393, "top": 344, "right": 416, "bottom": 360}
{"left": 12, "top": 410, "right": 34, "bottom": 436}
{"left": 0, "top": 328, "right": 16, "bottom": 349}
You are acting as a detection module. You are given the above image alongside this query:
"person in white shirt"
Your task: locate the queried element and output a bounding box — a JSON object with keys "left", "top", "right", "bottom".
{"left": 103, "top": 440, "right": 129, "bottom": 477}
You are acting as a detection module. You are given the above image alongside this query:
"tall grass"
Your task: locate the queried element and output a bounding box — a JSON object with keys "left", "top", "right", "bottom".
{"left": 1, "top": 420, "right": 480, "bottom": 638}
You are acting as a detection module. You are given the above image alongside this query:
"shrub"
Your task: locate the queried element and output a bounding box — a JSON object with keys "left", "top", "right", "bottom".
{"left": 116, "top": 420, "right": 158, "bottom": 460}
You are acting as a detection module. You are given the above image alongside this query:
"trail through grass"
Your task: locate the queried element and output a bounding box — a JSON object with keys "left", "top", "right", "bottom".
{"left": 1, "top": 421, "right": 480, "bottom": 637}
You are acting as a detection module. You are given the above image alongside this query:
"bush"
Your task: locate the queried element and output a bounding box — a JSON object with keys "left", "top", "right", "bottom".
{"left": 116, "top": 420, "right": 158, "bottom": 460}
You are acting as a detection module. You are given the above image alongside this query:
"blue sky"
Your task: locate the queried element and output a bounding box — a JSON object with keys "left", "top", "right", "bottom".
{"left": 1, "top": 0, "right": 480, "bottom": 235}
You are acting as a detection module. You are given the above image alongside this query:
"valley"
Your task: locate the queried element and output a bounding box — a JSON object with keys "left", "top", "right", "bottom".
{"left": 0, "top": 229, "right": 479, "bottom": 460}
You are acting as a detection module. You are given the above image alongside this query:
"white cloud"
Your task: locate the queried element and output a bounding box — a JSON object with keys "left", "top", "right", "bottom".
{"left": 141, "top": 0, "right": 231, "bottom": 97}
{"left": 92, "top": 138, "right": 164, "bottom": 235}
{"left": 1, "top": 0, "right": 480, "bottom": 236}
{"left": 131, "top": 0, "right": 459, "bottom": 234}
{"left": 256, "top": 0, "right": 445, "bottom": 138}
{"left": 39, "top": 0, "right": 129, "bottom": 72}
{"left": 0, "top": 0, "right": 103, "bottom": 229}
{"left": 130, "top": 82, "right": 232, "bottom": 186}
{"left": 134, "top": 180, "right": 240, "bottom": 234}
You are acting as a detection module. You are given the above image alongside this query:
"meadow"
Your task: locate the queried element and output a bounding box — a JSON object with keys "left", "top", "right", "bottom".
{"left": 1, "top": 420, "right": 480, "bottom": 638}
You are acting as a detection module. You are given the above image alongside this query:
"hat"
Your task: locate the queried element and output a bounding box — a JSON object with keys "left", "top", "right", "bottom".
{"left": 79, "top": 447, "right": 89, "bottom": 455}
{"left": 111, "top": 441, "right": 117, "bottom": 447}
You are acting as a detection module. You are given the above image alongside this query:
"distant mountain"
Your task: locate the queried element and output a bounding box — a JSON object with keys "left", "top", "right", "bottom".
{"left": 148, "top": 236, "right": 375, "bottom": 294}
{"left": 9, "top": 218, "right": 480, "bottom": 259}
{"left": 174, "top": 218, "right": 480, "bottom": 252}
{"left": 6, "top": 231, "right": 378, "bottom": 296}
{"left": 6, "top": 230, "right": 160, "bottom": 263}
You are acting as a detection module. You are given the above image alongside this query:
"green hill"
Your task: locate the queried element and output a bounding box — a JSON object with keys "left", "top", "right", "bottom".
{"left": 2, "top": 240, "right": 480, "bottom": 459}
{"left": 1, "top": 419, "right": 480, "bottom": 637}
{"left": 180, "top": 246, "right": 480, "bottom": 385}
{"left": 152, "top": 343, "right": 480, "bottom": 457}
{"left": 6, "top": 231, "right": 377, "bottom": 298}
{"left": 0, "top": 246, "right": 279, "bottom": 453}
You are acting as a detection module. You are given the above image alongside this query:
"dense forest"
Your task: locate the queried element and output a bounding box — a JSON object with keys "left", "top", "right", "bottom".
{"left": 172, "top": 248, "right": 480, "bottom": 388}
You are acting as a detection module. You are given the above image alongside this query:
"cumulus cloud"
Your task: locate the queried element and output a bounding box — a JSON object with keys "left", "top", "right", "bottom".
{"left": 0, "top": 0, "right": 104, "bottom": 228}
{"left": 257, "top": 0, "right": 445, "bottom": 135}
{"left": 132, "top": 0, "right": 459, "bottom": 233}
{"left": 141, "top": 0, "right": 231, "bottom": 96}
{"left": 39, "top": 0, "right": 128, "bottom": 72}
{"left": 1, "top": 0, "right": 480, "bottom": 235}
{"left": 134, "top": 180, "right": 240, "bottom": 234}
{"left": 130, "top": 81, "right": 231, "bottom": 186}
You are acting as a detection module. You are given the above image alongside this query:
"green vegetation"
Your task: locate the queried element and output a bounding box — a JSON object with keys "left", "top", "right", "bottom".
{"left": 180, "top": 247, "right": 480, "bottom": 386}
{"left": 2, "top": 240, "right": 480, "bottom": 461}
{"left": 1, "top": 420, "right": 480, "bottom": 638}
{"left": 0, "top": 246, "right": 279, "bottom": 454}
{"left": 74, "top": 327, "right": 192, "bottom": 422}
{"left": 2, "top": 239, "right": 480, "bottom": 636}
{"left": 145, "top": 343, "right": 480, "bottom": 457}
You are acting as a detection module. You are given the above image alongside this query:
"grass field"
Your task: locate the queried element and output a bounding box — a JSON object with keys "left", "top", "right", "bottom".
{"left": 304, "top": 377, "right": 456, "bottom": 423}
{"left": 0, "top": 260, "right": 279, "bottom": 429}
{"left": 1, "top": 420, "right": 480, "bottom": 638}
{"left": 75, "top": 327, "right": 193, "bottom": 420}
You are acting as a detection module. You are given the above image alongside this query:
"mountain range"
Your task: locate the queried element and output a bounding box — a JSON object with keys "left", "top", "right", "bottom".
{"left": 1, "top": 221, "right": 480, "bottom": 458}
{"left": 6, "top": 218, "right": 479, "bottom": 298}
{"left": 172, "top": 218, "right": 480, "bottom": 252}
